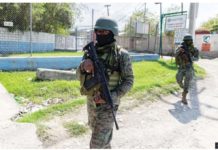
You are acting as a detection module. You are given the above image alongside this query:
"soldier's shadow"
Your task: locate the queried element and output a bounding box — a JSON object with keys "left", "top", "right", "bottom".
{"left": 168, "top": 78, "right": 202, "bottom": 124}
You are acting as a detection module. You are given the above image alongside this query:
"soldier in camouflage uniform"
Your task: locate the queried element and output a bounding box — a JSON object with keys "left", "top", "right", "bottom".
{"left": 175, "top": 34, "right": 199, "bottom": 105}
{"left": 76, "top": 17, "right": 134, "bottom": 148}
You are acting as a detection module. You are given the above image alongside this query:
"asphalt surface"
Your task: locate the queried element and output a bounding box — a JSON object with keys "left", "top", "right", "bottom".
{"left": 49, "top": 58, "right": 218, "bottom": 149}
{"left": 0, "top": 84, "right": 42, "bottom": 148}
{"left": 1, "top": 58, "right": 218, "bottom": 149}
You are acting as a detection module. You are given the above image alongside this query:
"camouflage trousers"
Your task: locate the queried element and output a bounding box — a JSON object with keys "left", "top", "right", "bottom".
{"left": 176, "top": 67, "right": 194, "bottom": 93}
{"left": 87, "top": 97, "right": 115, "bottom": 149}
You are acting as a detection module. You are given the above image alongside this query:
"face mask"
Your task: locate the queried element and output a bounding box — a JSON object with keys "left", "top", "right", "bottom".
{"left": 185, "top": 40, "right": 193, "bottom": 46}
{"left": 96, "top": 32, "right": 115, "bottom": 47}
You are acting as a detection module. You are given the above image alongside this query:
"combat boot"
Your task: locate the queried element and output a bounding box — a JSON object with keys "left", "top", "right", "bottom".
{"left": 182, "top": 91, "right": 188, "bottom": 105}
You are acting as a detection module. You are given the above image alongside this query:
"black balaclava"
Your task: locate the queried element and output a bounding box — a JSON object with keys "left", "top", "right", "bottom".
{"left": 96, "top": 31, "right": 115, "bottom": 47}
{"left": 184, "top": 40, "right": 193, "bottom": 46}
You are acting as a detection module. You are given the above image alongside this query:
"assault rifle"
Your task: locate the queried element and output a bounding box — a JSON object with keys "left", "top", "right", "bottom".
{"left": 181, "top": 42, "right": 193, "bottom": 66}
{"left": 83, "top": 42, "right": 119, "bottom": 130}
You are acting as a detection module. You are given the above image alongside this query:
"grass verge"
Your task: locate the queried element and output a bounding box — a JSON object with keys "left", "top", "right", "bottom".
{"left": 0, "top": 72, "right": 80, "bottom": 104}
{"left": 17, "top": 97, "right": 85, "bottom": 123}
{"left": 0, "top": 59, "right": 206, "bottom": 123}
{"left": 63, "top": 121, "right": 88, "bottom": 137}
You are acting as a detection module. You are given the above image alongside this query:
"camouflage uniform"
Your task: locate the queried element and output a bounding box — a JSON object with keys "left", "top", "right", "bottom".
{"left": 76, "top": 18, "right": 134, "bottom": 149}
{"left": 175, "top": 35, "right": 199, "bottom": 104}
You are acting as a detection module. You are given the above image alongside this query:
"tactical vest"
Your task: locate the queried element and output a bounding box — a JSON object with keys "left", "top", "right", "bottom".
{"left": 175, "top": 45, "right": 194, "bottom": 68}
{"left": 80, "top": 43, "right": 122, "bottom": 96}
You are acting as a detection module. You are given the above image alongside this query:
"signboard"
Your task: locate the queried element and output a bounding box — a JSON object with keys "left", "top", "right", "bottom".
{"left": 174, "top": 28, "right": 188, "bottom": 44}
{"left": 165, "top": 14, "right": 187, "bottom": 31}
{"left": 135, "top": 21, "right": 149, "bottom": 34}
{"left": 4, "top": 21, "right": 13, "bottom": 27}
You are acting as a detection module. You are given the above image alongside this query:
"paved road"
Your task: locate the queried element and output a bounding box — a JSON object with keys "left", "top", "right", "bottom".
{"left": 1, "top": 58, "right": 217, "bottom": 149}
{"left": 0, "top": 84, "right": 42, "bottom": 148}
{"left": 49, "top": 58, "right": 218, "bottom": 149}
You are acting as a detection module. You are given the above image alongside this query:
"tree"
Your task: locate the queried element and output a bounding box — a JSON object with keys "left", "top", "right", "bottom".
{"left": 0, "top": 3, "right": 29, "bottom": 31}
{"left": 201, "top": 14, "right": 218, "bottom": 32}
{"left": 0, "top": 3, "right": 79, "bottom": 35}
{"left": 165, "top": 4, "right": 181, "bottom": 14}
{"left": 35, "top": 3, "right": 73, "bottom": 34}
{"left": 124, "top": 9, "right": 158, "bottom": 36}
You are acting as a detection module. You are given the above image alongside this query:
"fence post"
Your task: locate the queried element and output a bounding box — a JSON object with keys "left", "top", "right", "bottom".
{"left": 75, "top": 27, "right": 78, "bottom": 51}
{"left": 30, "top": 3, "right": 33, "bottom": 56}
{"left": 147, "top": 22, "right": 150, "bottom": 52}
{"left": 154, "top": 23, "right": 158, "bottom": 54}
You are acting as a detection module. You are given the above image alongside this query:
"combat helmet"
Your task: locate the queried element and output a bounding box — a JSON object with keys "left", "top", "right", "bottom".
{"left": 94, "top": 17, "right": 118, "bottom": 36}
{"left": 183, "top": 34, "right": 193, "bottom": 41}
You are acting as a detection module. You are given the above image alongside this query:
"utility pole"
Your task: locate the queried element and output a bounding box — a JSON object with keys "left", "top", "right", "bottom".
{"left": 135, "top": 18, "right": 138, "bottom": 50}
{"left": 75, "top": 27, "right": 78, "bottom": 51}
{"left": 144, "top": 3, "right": 148, "bottom": 51}
{"left": 155, "top": 2, "right": 162, "bottom": 57}
{"left": 130, "top": 17, "right": 133, "bottom": 36}
{"left": 91, "top": 9, "right": 94, "bottom": 41}
{"left": 189, "top": 3, "right": 199, "bottom": 41}
{"left": 92, "top": 9, "right": 94, "bottom": 30}
{"left": 181, "top": 3, "right": 183, "bottom": 14}
{"left": 154, "top": 23, "right": 158, "bottom": 53}
{"left": 104, "top": 4, "right": 111, "bottom": 16}
{"left": 144, "top": 3, "right": 146, "bottom": 22}
{"left": 29, "top": 3, "right": 32, "bottom": 57}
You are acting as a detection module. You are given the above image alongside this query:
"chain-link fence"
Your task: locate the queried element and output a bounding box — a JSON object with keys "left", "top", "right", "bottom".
{"left": 0, "top": 3, "right": 31, "bottom": 55}
{"left": 0, "top": 3, "right": 91, "bottom": 57}
{"left": 0, "top": 3, "right": 175, "bottom": 57}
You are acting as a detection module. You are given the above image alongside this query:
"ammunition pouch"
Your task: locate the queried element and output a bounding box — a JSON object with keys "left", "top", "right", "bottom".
{"left": 80, "top": 73, "right": 101, "bottom": 96}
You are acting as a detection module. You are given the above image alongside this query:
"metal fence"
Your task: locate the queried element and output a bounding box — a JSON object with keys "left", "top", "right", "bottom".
{"left": 0, "top": 3, "right": 175, "bottom": 57}
{"left": 0, "top": 3, "right": 31, "bottom": 55}
{"left": 0, "top": 3, "right": 93, "bottom": 56}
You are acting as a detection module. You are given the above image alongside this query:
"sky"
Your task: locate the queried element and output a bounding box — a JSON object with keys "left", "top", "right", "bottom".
{"left": 74, "top": 2, "right": 218, "bottom": 31}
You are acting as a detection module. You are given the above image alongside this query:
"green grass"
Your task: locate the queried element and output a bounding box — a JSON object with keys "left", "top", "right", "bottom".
{"left": 131, "top": 59, "right": 178, "bottom": 94}
{"left": 0, "top": 72, "right": 81, "bottom": 104}
{"left": 0, "top": 59, "right": 206, "bottom": 123}
{"left": 131, "top": 59, "right": 206, "bottom": 94}
{"left": 6, "top": 51, "right": 84, "bottom": 57}
{"left": 64, "top": 121, "right": 88, "bottom": 137}
{"left": 17, "top": 97, "right": 85, "bottom": 123}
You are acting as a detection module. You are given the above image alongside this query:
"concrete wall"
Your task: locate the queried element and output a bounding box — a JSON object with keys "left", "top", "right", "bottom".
{"left": 0, "top": 56, "right": 82, "bottom": 71}
{"left": 195, "top": 34, "right": 218, "bottom": 51}
{"left": 55, "top": 35, "right": 76, "bottom": 50}
{"left": 0, "top": 26, "right": 179, "bottom": 54}
{"left": 0, "top": 54, "right": 160, "bottom": 71}
{"left": 116, "top": 35, "right": 174, "bottom": 55}
{"left": 0, "top": 27, "right": 55, "bottom": 54}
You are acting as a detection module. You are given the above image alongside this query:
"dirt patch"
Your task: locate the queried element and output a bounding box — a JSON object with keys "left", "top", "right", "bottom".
{"left": 46, "top": 59, "right": 218, "bottom": 149}
{"left": 37, "top": 84, "right": 179, "bottom": 148}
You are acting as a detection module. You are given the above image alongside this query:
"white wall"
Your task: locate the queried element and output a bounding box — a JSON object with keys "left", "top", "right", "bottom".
{"left": 195, "top": 34, "right": 218, "bottom": 51}
{"left": 0, "top": 27, "right": 55, "bottom": 43}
